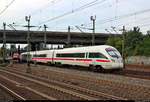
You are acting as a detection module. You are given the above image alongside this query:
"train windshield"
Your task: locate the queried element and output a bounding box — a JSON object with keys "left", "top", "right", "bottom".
{"left": 105, "top": 48, "right": 121, "bottom": 58}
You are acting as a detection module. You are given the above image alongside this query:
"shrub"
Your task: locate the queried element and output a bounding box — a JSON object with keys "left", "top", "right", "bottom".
{"left": 0, "top": 58, "right": 3, "bottom": 64}
{"left": 141, "top": 62, "right": 144, "bottom": 65}
{"left": 0, "top": 63, "right": 8, "bottom": 67}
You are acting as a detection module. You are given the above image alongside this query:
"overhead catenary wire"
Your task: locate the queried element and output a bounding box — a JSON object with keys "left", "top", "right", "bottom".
{"left": 115, "top": 16, "right": 150, "bottom": 28}
{"left": 41, "top": 0, "right": 112, "bottom": 30}
{"left": 82, "top": 8, "right": 150, "bottom": 28}
{"left": 96, "top": 8, "right": 150, "bottom": 25}
{"left": 28, "top": 0, "right": 62, "bottom": 16}
{"left": 108, "top": 16, "right": 150, "bottom": 33}
{"left": 82, "top": 8, "right": 150, "bottom": 34}
{"left": 39, "top": 0, "right": 107, "bottom": 25}
{"left": 78, "top": 0, "right": 124, "bottom": 27}
{"left": 0, "top": 0, "right": 16, "bottom": 16}
{"left": 135, "top": 23, "right": 150, "bottom": 28}
{"left": 14, "top": 0, "right": 61, "bottom": 25}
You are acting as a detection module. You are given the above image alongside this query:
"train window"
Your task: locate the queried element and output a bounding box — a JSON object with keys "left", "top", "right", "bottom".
{"left": 56, "top": 54, "right": 61, "bottom": 57}
{"left": 41, "top": 54, "right": 47, "bottom": 57}
{"left": 23, "top": 54, "right": 31, "bottom": 57}
{"left": 33, "top": 55, "right": 37, "bottom": 57}
{"left": 56, "top": 53, "right": 85, "bottom": 58}
{"left": 99, "top": 53, "right": 108, "bottom": 59}
{"left": 106, "top": 48, "right": 121, "bottom": 58}
{"left": 33, "top": 54, "right": 47, "bottom": 57}
{"left": 89, "top": 53, "right": 98, "bottom": 58}
{"left": 89, "top": 53, "right": 108, "bottom": 59}
{"left": 74, "top": 53, "right": 85, "bottom": 58}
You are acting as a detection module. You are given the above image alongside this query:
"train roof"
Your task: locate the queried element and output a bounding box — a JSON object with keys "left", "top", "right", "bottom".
{"left": 21, "top": 45, "right": 116, "bottom": 54}
{"left": 63, "top": 45, "right": 113, "bottom": 49}
{"left": 54, "top": 45, "right": 116, "bottom": 52}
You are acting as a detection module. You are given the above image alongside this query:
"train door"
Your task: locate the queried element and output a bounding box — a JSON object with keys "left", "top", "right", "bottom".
{"left": 52, "top": 50, "right": 55, "bottom": 64}
{"left": 89, "top": 52, "right": 97, "bottom": 66}
{"left": 82, "top": 52, "right": 90, "bottom": 67}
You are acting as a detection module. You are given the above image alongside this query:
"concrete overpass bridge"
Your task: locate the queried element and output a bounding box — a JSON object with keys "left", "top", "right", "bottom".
{"left": 0, "top": 30, "right": 121, "bottom": 50}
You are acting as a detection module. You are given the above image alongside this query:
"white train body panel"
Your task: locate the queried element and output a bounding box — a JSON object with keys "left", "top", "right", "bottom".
{"left": 20, "top": 45, "right": 123, "bottom": 70}
{"left": 32, "top": 50, "right": 54, "bottom": 63}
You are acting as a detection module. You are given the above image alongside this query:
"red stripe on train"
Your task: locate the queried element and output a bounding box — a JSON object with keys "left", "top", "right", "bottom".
{"left": 53, "top": 58, "right": 75, "bottom": 61}
{"left": 32, "top": 58, "right": 91, "bottom": 61}
{"left": 96, "top": 59, "right": 110, "bottom": 62}
{"left": 32, "top": 58, "right": 110, "bottom": 62}
{"left": 76, "top": 59, "right": 92, "bottom": 61}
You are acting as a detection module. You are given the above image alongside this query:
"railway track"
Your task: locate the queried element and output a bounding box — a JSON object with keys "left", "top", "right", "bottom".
{"left": 0, "top": 74, "right": 54, "bottom": 100}
{"left": 0, "top": 83, "right": 26, "bottom": 100}
{"left": 48, "top": 64, "right": 150, "bottom": 80}
{"left": 33, "top": 63, "right": 150, "bottom": 81}
{"left": 126, "top": 64, "right": 150, "bottom": 69}
{"left": 0, "top": 67, "right": 125, "bottom": 100}
{"left": 34, "top": 65, "right": 150, "bottom": 93}
{"left": 0, "top": 83, "right": 25, "bottom": 101}
{"left": 1, "top": 64, "right": 150, "bottom": 100}
{"left": 0, "top": 69, "right": 94, "bottom": 100}
{"left": 12, "top": 62, "right": 150, "bottom": 80}
{"left": 111, "top": 69, "right": 150, "bottom": 80}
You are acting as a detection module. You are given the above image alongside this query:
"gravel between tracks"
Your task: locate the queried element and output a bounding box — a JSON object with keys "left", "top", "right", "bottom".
{"left": 34, "top": 64, "right": 150, "bottom": 87}
{"left": 2, "top": 63, "right": 150, "bottom": 100}
{"left": 0, "top": 88, "right": 14, "bottom": 101}
{"left": 0, "top": 76, "right": 46, "bottom": 100}
{"left": 0, "top": 71, "right": 83, "bottom": 100}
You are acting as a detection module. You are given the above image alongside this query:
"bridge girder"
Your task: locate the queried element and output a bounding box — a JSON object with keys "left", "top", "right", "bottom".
{"left": 0, "top": 30, "right": 121, "bottom": 45}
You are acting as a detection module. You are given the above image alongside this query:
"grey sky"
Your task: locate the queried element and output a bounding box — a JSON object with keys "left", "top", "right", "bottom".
{"left": 0, "top": 0, "right": 150, "bottom": 34}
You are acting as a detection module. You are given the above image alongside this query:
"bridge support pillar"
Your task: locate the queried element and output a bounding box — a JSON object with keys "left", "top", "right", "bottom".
{"left": 31, "top": 42, "right": 40, "bottom": 51}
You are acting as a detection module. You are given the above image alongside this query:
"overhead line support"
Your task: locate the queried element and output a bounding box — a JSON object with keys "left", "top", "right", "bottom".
{"left": 67, "top": 26, "right": 71, "bottom": 48}
{"left": 122, "top": 26, "right": 125, "bottom": 69}
{"left": 44, "top": 24, "right": 48, "bottom": 49}
{"left": 91, "top": 16, "right": 96, "bottom": 46}
{"left": 3, "top": 22, "right": 6, "bottom": 62}
{"left": 25, "top": 15, "right": 32, "bottom": 73}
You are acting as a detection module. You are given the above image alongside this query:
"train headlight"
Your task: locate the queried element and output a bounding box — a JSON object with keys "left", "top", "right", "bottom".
{"left": 111, "top": 59, "right": 115, "bottom": 62}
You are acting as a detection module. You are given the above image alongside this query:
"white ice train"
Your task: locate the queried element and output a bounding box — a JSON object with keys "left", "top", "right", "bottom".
{"left": 20, "top": 45, "right": 124, "bottom": 71}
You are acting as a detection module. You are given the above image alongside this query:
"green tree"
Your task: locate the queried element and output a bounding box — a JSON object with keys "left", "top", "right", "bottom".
{"left": 0, "top": 47, "right": 2, "bottom": 57}
{"left": 0, "top": 45, "right": 8, "bottom": 60}
{"left": 124, "top": 27, "right": 143, "bottom": 56}
{"left": 10, "top": 44, "right": 17, "bottom": 51}
{"left": 105, "top": 36, "right": 122, "bottom": 53}
{"left": 0, "top": 46, "right": 5, "bottom": 57}
{"left": 141, "top": 33, "right": 150, "bottom": 56}
{"left": 105, "top": 27, "right": 150, "bottom": 57}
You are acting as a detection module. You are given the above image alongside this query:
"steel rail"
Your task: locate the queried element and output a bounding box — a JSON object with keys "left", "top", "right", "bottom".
{"left": 0, "top": 75, "right": 56, "bottom": 100}
{"left": 0, "top": 69, "right": 98, "bottom": 100}
{"left": 0, "top": 83, "right": 26, "bottom": 100}
{"left": 5, "top": 67, "right": 125, "bottom": 100}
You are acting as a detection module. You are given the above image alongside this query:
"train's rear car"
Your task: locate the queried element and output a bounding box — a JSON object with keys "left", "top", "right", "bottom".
{"left": 13, "top": 53, "right": 20, "bottom": 60}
